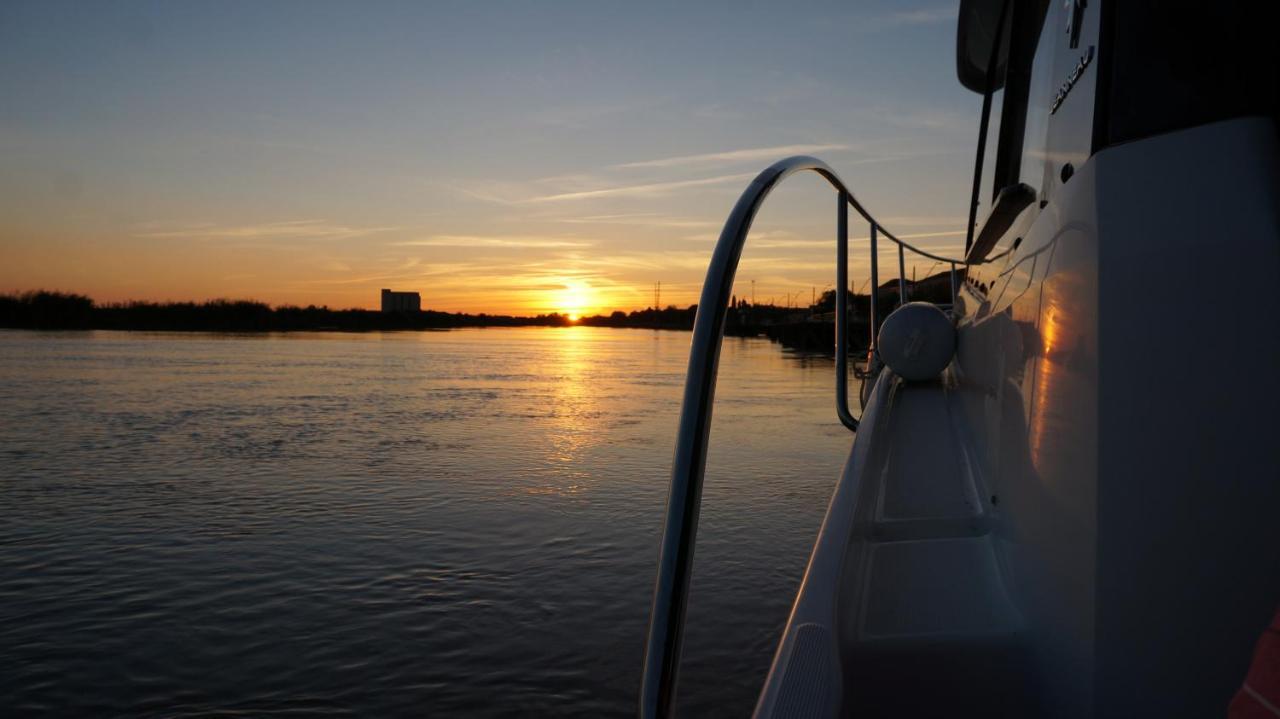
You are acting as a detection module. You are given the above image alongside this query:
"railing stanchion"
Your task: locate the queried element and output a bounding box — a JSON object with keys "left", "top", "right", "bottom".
{"left": 950, "top": 262, "right": 958, "bottom": 307}
{"left": 835, "top": 192, "right": 857, "bottom": 430}
{"left": 869, "top": 223, "right": 879, "bottom": 355}
{"left": 641, "top": 156, "right": 968, "bottom": 718}
{"left": 897, "top": 243, "right": 907, "bottom": 306}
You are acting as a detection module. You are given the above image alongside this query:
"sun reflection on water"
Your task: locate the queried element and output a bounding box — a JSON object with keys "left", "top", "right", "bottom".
{"left": 529, "top": 326, "right": 604, "bottom": 497}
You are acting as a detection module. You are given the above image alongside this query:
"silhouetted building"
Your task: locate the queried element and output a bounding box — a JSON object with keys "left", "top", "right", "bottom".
{"left": 380, "top": 289, "right": 421, "bottom": 313}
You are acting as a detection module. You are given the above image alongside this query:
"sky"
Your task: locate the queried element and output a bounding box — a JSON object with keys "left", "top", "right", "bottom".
{"left": 0, "top": 1, "right": 983, "bottom": 315}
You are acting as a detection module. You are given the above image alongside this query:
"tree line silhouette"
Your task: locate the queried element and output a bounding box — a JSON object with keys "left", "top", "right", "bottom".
{"left": 0, "top": 291, "right": 703, "bottom": 332}
{"left": 1, "top": 271, "right": 959, "bottom": 338}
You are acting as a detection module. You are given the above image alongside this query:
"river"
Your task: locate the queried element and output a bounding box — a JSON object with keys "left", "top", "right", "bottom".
{"left": 0, "top": 327, "right": 851, "bottom": 717}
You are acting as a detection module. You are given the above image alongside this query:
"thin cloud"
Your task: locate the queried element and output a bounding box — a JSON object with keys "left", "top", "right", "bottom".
{"left": 299, "top": 262, "right": 480, "bottom": 286}
{"left": 753, "top": 229, "right": 966, "bottom": 249}
{"left": 395, "top": 235, "right": 594, "bottom": 248}
{"left": 614, "top": 144, "right": 851, "bottom": 170}
{"left": 870, "top": 106, "right": 973, "bottom": 134}
{"left": 316, "top": 258, "right": 352, "bottom": 272}
{"left": 568, "top": 250, "right": 714, "bottom": 272}
{"left": 557, "top": 213, "right": 719, "bottom": 229}
{"left": 879, "top": 215, "right": 969, "bottom": 227}
{"left": 453, "top": 186, "right": 525, "bottom": 207}
{"left": 530, "top": 173, "right": 754, "bottom": 203}
{"left": 885, "top": 7, "right": 955, "bottom": 25}
{"left": 135, "top": 219, "right": 397, "bottom": 241}
{"left": 528, "top": 97, "right": 667, "bottom": 131}
{"left": 683, "top": 229, "right": 793, "bottom": 244}
{"left": 859, "top": 7, "right": 956, "bottom": 32}
{"left": 753, "top": 238, "right": 831, "bottom": 249}
{"left": 739, "top": 257, "right": 836, "bottom": 272}
{"left": 880, "top": 230, "right": 966, "bottom": 241}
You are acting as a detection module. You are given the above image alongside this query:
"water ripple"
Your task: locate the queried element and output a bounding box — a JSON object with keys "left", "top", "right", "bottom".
{"left": 0, "top": 327, "right": 847, "bottom": 717}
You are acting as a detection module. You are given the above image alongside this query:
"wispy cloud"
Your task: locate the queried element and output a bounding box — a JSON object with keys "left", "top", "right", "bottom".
{"left": 681, "top": 229, "right": 795, "bottom": 244}
{"left": 528, "top": 97, "right": 671, "bottom": 131}
{"left": 858, "top": 6, "right": 956, "bottom": 32}
{"left": 135, "top": 219, "right": 397, "bottom": 241}
{"left": 557, "top": 213, "right": 719, "bottom": 229}
{"left": 614, "top": 144, "right": 851, "bottom": 170}
{"left": 453, "top": 186, "right": 525, "bottom": 207}
{"left": 316, "top": 258, "right": 352, "bottom": 272}
{"left": 530, "top": 173, "right": 754, "bottom": 203}
{"left": 867, "top": 106, "right": 973, "bottom": 135}
{"left": 394, "top": 235, "right": 594, "bottom": 248}
{"left": 558, "top": 250, "right": 715, "bottom": 273}
{"left": 878, "top": 215, "right": 968, "bottom": 227}
{"left": 755, "top": 229, "right": 967, "bottom": 248}
{"left": 299, "top": 262, "right": 480, "bottom": 286}
{"left": 752, "top": 238, "right": 830, "bottom": 249}
{"left": 880, "top": 230, "right": 966, "bottom": 242}
{"left": 885, "top": 7, "right": 954, "bottom": 25}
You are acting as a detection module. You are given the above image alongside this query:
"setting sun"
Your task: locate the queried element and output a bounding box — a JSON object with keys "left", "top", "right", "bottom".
{"left": 556, "top": 280, "right": 595, "bottom": 320}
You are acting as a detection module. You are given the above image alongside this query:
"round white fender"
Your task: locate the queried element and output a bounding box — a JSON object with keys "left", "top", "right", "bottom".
{"left": 876, "top": 302, "right": 956, "bottom": 382}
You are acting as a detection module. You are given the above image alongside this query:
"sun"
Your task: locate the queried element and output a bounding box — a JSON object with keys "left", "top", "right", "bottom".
{"left": 556, "top": 280, "right": 594, "bottom": 320}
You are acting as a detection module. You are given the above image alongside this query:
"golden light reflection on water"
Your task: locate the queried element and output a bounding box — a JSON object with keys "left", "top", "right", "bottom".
{"left": 528, "top": 326, "right": 602, "bottom": 497}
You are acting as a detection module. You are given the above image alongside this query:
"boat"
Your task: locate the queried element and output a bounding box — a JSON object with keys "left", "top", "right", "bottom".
{"left": 640, "top": 1, "right": 1280, "bottom": 716}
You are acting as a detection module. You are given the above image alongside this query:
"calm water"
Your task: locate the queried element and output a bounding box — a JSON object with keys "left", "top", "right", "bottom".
{"left": 0, "top": 327, "right": 851, "bottom": 717}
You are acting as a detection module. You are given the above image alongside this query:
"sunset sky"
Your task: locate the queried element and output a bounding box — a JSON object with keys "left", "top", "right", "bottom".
{"left": 1, "top": 1, "right": 981, "bottom": 315}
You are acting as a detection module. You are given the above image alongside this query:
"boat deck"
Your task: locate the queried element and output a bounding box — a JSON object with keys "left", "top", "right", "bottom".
{"left": 837, "top": 378, "right": 1032, "bottom": 716}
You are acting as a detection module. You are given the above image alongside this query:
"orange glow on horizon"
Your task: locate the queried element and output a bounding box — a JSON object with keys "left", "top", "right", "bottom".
{"left": 0, "top": 231, "right": 957, "bottom": 317}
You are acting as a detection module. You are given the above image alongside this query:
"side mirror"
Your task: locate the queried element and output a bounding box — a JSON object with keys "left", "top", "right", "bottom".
{"left": 957, "top": 0, "right": 1011, "bottom": 94}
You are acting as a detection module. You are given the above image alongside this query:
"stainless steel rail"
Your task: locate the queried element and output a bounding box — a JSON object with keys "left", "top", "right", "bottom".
{"left": 639, "top": 155, "right": 966, "bottom": 718}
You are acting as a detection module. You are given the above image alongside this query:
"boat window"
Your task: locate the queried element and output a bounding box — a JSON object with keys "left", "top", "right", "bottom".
{"left": 977, "top": 88, "right": 1005, "bottom": 209}
{"left": 1016, "top": 7, "right": 1056, "bottom": 196}
{"left": 966, "top": 0, "right": 1051, "bottom": 259}
{"left": 1099, "top": 0, "right": 1278, "bottom": 148}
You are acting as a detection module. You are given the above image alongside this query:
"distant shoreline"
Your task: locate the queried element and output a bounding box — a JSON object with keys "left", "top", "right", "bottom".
{"left": 2, "top": 277, "right": 959, "bottom": 346}
{"left": 0, "top": 291, "right": 708, "bottom": 333}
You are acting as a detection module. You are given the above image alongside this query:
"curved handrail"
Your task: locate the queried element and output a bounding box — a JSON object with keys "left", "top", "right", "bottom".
{"left": 639, "top": 155, "right": 965, "bottom": 718}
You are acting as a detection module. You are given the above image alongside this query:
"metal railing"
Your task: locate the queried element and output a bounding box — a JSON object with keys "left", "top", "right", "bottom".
{"left": 639, "top": 155, "right": 967, "bottom": 719}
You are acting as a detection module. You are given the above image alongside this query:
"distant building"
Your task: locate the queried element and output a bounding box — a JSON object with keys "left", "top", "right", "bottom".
{"left": 380, "top": 289, "right": 421, "bottom": 313}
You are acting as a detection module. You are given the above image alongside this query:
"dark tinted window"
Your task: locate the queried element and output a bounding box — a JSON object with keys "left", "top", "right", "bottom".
{"left": 1099, "top": 0, "right": 1278, "bottom": 147}
{"left": 1018, "top": 10, "right": 1056, "bottom": 196}
{"left": 978, "top": 87, "right": 1006, "bottom": 211}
